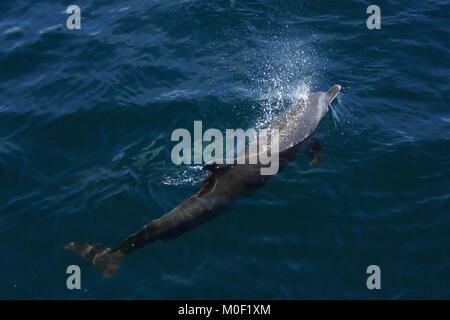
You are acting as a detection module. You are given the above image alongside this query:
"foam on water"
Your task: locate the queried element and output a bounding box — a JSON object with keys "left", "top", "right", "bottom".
{"left": 247, "top": 31, "right": 323, "bottom": 130}
{"left": 162, "top": 166, "right": 207, "bottom": 186}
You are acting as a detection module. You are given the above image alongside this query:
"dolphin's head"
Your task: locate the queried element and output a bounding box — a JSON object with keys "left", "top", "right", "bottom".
{"left": 268, "top": 84, "right": 341, "bottom": 152}
{"left": 317, "top": 84, "right": 341, "bottom": 120}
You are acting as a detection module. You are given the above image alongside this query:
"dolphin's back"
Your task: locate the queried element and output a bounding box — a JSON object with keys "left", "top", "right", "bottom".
{"left": 269, "top": 92, "right": 328, "bottom": 152}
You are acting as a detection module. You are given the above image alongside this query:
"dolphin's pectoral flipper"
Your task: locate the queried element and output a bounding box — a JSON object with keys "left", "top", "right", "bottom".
{"left": 64, "top": 241, "right": 124, "bottom": 278}
{"left": 305, "top": 137, "right": 321, "bottom": 166}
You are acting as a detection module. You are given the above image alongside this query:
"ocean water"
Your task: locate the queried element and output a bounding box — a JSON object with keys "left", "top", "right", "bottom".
{"left": 0, "top": 0, "right": 449, "bottom": 299}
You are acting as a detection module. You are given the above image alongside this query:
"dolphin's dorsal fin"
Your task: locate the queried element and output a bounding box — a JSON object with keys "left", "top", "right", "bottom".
{"left": 202, "top": 161, "right": 233, "bottom": 173}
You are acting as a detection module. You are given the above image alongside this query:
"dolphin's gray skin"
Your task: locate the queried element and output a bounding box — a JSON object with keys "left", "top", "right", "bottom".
{"left": 65, "top": 85, "right": 341, "bottom": 277}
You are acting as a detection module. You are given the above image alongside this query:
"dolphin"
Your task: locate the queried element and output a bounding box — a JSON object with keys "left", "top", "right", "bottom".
{"left": 65, "top": 84, "right": 341, "bottom": 277}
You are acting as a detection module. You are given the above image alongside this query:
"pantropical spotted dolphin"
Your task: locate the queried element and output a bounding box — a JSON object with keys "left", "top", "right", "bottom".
{"left": 65, "top": 84, "right": 341, "bottom": 277}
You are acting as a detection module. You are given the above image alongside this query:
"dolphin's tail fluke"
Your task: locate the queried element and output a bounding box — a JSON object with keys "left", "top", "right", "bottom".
{"left": 64, "top": 242, "right": 124, "bottom": 278}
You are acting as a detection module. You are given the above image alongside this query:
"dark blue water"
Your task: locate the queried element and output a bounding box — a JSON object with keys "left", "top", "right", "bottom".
{"left": 0, "top": 0, "right": 449, "bottom": 299}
